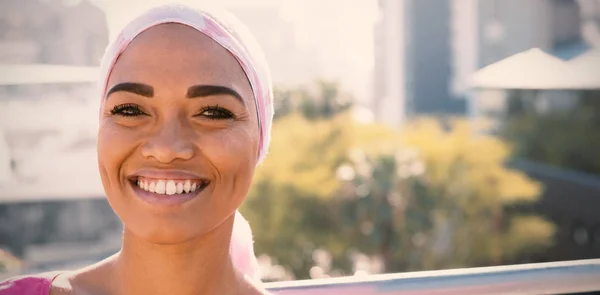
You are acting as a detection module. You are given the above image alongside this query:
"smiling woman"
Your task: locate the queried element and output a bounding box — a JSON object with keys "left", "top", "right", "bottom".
{"left": 0, "top": 4, "right": 273, "bottom": 295}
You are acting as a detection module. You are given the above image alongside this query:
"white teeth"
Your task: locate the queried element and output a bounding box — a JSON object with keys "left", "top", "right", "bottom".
{"left": 184, "top": 180, "right": 191, "bottom": 193}
{"left": 166, "top": 180, "right": 176, "bottom": 195}
{"left": 136, "top": 178, "right": 204, "bottom": 195}
{"left": 155, "top": 180, "right": 166, "bottom": 194}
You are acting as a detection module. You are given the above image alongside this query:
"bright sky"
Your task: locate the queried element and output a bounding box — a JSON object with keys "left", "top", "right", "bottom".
{"left": 90, "top": 0, "right": 379, "bottom": 101}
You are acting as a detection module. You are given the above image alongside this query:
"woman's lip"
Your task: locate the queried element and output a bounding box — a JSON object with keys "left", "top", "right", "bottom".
{"left": 129, "top": 169, "right": 208, "bottom": 181}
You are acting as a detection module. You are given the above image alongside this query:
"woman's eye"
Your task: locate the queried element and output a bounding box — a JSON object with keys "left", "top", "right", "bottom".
{"left": 110, "top": 104, "right": 146, "bottom": 117}
{"left": 197, "top": 106, "right": 235, "bottom": 120}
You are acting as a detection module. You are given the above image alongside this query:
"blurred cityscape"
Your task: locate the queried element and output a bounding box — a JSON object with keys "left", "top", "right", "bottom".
{"left": 1, "top": 0, "right": 600, "bottom": 282}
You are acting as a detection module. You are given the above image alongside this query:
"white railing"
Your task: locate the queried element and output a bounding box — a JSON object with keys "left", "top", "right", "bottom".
{"left": 266, "top": 259, "right": 600, "bottom": 295}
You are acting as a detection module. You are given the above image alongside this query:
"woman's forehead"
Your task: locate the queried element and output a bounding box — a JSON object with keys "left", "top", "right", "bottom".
{"left": 108, "top": 23, "right": 252, "bottom": 99}
{"left": 127, "top": 23, "right": 220, "bottom": 53}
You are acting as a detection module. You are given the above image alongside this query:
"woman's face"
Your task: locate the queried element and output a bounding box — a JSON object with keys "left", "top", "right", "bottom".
{"left": 97, "top": 24, "right": 259, "bottom": 244}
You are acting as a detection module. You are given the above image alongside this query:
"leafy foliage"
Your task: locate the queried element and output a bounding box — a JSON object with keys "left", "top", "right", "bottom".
{"left": 503, "top": 90, "right": 600, "bottom": 175}
{"left": 273, "top": 80, "right": 352, "bottom": 120}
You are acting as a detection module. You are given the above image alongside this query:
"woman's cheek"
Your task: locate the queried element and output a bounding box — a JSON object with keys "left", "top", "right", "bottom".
{"left": 97, "top": 122, "right": 142, "bottom": 172}
{"left": 202, "top": 125, "right": 258, "bottom": 171}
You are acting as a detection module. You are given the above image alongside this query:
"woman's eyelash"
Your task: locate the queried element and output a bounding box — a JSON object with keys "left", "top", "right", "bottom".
{"left": 109, "top": 104, "right": 233, "bottom": 119}
{"left": 197, "top": 105, "right": 235, "bottom": 120}
{"left": 110, "top": 103, "right": 146, "bottom": 117}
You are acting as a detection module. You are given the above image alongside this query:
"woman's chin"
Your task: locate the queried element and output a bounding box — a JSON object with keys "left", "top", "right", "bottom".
{"left": 124, "top": 209, "right": 238, "bottom": 247}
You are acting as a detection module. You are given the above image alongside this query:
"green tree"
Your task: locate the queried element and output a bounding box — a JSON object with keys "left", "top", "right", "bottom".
{"left": 338, "top": 119, "right": 553, "bottom": 272}
{"left": 503, "top": 90, "right": 600, "bottom": 175}
{"left": 273, "top": 80, "right": 353, "bottom": 121}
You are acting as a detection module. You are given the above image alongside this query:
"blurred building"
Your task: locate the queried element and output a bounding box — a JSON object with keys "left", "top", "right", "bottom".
{"left": 0, "top": 0, "right": 109, "bottom": 65}
{"left": 372, "top": 0, "right": 595, "bottom": 127}
{"left": 0, "top": 0, "right": 108, "bottom": 111}
{"left": 451, "top": 0, "right": 592, "bottom": 105}
{"left": 372, "top": 0, "right": 466, "bottom": 127}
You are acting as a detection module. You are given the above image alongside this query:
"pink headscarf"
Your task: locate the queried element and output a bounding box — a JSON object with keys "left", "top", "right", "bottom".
{"left": 98, "top": 4, "right": 273, "bottom": 281}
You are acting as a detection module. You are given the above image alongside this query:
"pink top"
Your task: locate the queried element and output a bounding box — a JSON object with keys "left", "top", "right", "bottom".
{"left": 0, "top": 272, "right": 59, "bottom": 295}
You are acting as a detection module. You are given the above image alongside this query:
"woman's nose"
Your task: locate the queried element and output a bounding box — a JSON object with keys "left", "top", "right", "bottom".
{"left": 141, "top": 119, "right": 194, "bottom": 163}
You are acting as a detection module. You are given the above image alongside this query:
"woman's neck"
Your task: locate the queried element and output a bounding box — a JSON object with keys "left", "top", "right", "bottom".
{"left": 107, "top": 217, "right": 247, "bottom": 295}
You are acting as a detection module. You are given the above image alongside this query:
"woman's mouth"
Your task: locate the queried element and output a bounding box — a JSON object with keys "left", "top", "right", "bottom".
{"left": 134, "top": 177, "right": 209, "bottom": 195}
{"left": 128, "top": 173, "right": 211, "bottom": 206}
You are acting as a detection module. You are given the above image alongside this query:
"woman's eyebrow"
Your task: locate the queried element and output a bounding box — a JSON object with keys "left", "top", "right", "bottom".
{"left": 106, "top": 82, "right": 154, "bottom": 98}
{"left": 105, "top": 83, "right": 244, "bottom": 104}
{"left": 187, "top": 85, "right": 244, "bottom": 104}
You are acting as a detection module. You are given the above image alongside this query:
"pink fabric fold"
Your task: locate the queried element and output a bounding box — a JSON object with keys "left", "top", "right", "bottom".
{"left": 0, "top": 272, "right": 59, "bottom": 295}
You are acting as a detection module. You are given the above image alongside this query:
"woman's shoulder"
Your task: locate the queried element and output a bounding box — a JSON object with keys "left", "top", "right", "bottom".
{"left": 0, "top": 271, "right": 64, "bottom": 295}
